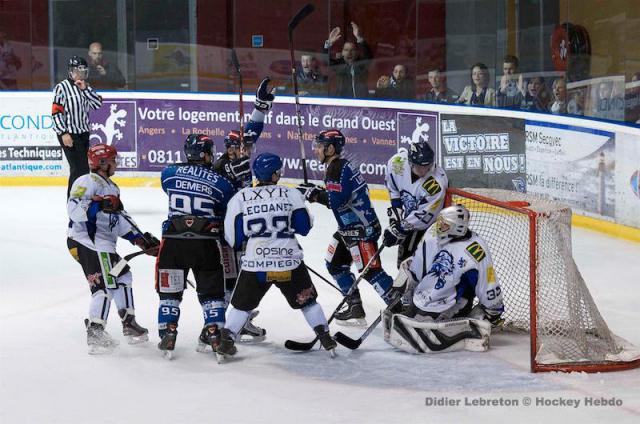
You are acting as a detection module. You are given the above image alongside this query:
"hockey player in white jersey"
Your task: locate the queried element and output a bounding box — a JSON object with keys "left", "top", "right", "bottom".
{"left": 217, "top": 153, "right": 337, "bottom": 361}
{"left": 67, "top": 144, "right": 159, "bottom": 354}
{"left": 383, "top": 204, "right": 504, "bottom": 354}
{"left": 383, "top": 141, "right": 448, "bottom": 268}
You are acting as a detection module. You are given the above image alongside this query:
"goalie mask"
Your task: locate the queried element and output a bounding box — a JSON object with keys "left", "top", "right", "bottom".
{"left": 435, "top": 205, "right": 470, "bottom": 243}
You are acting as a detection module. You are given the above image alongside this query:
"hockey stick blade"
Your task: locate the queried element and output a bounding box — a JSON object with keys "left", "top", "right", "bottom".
{"left": 288, "top": 4, "right": 314, "bottom": 38}
{"left": 334, "top": 296, "right": 401, "bottom": 350}
{"left": 284, "top": 339, "right": 319, "bottom": 351}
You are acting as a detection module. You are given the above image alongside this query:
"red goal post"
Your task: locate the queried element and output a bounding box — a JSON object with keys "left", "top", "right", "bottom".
{"left": 445, "top": 187, "right": 640, "bottom": 373}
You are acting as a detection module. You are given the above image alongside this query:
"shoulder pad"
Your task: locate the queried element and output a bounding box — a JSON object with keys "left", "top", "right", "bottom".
{"left": 390, "top": 154, "right": 407, "bottom": 175}
{"left": 465, "top": 241, "right": 486, "bottom": 262}
{"left": 421, "top": 176, "right": 442, "bottom": 196}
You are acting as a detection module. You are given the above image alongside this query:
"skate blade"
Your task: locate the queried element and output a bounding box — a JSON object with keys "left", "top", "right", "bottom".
{"left": 216, "top": 352, "right": 230, "bottom": 364}
{"left": 88, "top": 344, "right": 117, "bottom": 355}
{"left": 328, "top": 348, "right": 337, "bottom": 358}
{"left": 195, "top": 342, "right": 211, "bottom": 353}
{"left": 335, "top": 318, "right": 367, "bottom": 327}
{"left": 238, "top": 334, "right": 266, "bottom": 344}
{"left": 161, "top": 349, "right": 174, "bottom": 360}
{"left": 126, "top": 334, "right": 149, "bottom": 345}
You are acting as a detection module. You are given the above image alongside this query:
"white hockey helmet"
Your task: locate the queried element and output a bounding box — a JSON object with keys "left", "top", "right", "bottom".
{"left": 435, "top": 204, "right": 470, "bottom": 242}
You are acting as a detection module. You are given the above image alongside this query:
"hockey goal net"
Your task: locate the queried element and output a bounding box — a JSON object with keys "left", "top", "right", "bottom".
{"left": 445, "top": 188, "right": 640, "bottom": 373}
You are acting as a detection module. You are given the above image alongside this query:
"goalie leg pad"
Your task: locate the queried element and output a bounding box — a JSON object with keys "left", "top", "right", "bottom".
{"left": 383, "top": 312, "right": 491, "bottom": 354}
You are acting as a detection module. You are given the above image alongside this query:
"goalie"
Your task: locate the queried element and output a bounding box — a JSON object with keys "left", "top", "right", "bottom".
{"left": 383, "top": 204, "right": 504, "bottom": 354}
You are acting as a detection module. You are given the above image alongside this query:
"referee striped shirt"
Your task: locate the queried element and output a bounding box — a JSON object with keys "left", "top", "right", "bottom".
{"left": 51, "top": 78, "right": 102, "bottom": 135}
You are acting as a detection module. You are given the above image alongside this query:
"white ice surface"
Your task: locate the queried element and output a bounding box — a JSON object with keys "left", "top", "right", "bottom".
{"left": 1, "top": 186, "right": 639, "bottom": 424}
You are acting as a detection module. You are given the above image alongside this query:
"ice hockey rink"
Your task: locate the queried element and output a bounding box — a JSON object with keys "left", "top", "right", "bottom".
{"left": 1, "top": 186, "right": 638, "bottom": 424}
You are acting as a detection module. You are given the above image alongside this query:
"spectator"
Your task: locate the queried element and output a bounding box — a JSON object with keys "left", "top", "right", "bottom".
{"left": 520, "top": 76, "right": 551, "bottom": 112}
{"left": 323, "top": 22, "right": 372, "bottom": 98}
{"left": 625, "top": 72, "right": 640, "bottom": 124}
{"left": 0, "top": 31, "right": 22, "bottom": 90}
{"left": 424, "top": 69, "right": 457, "bottom": 103}
{"left": 374, "top": 64, "right": 414, "bottom": 100}
{"left": 86, "top": 42, "right": 126, "bottom": 90}
{"left": 550, "top": 77, "right": 568, "bottom": 114}
{"left": 289, "top": 53, "right": 327, "bottom": 96}
{"left": 456, "top": 63, "right": 495, "bottom": 106}
{"left": 567, "top": 87, "right": 586, "bottom": 116}
{"left": 496, "top": 55, "right": 524, "bottom": 109}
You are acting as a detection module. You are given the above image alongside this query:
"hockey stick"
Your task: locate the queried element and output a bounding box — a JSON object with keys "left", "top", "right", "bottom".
{"left": 285, "top": 245, "right": 385, "bottom": 351}
{"left": 334, "top": 295, "right": 402, "bottom": 350}
{"left": 287, "top": 3, "right": 314, "bottom": 184}
{"left": 305, "top": 264, "right": 343, "bottom": 294}
{"left": 109, "top": 247, "right": 158, "bottom": 278}
{"left": 230, "top": 49, "right": 245, "bottom": 145}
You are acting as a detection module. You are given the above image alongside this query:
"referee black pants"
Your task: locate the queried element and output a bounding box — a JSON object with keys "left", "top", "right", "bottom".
{"left": 58, "top": 132, "right": 90, "bottom": 198}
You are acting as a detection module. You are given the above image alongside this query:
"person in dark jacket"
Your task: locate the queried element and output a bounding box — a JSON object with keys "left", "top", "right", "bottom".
{"left": 323, "top": 22, "right": 372, "bottom": 98}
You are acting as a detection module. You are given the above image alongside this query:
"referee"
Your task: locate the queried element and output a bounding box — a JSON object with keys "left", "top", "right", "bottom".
{"left": 52, "top": 55, "right": 103, "bottom": 197}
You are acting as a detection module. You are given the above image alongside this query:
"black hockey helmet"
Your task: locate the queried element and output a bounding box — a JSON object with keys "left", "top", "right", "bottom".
{"left": 184, "top": 134, "right": 214, "bottom": 163}
{"left": 408, "top": 141, "right": 434, "bottom": 166}
{"left": 224, "top": 130, "right": 256, "bottom": 148}
{"left": 67, "top": 55, "right": 89, "bottom": 80}
{"left": 314, "top": 129, "right": 345, "bottom": 154}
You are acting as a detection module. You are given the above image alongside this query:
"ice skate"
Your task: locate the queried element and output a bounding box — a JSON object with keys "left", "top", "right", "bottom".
{"left": 314, "top": 325, "right": 337, "bottom": 358}
{"left": 238, "top": 310, "right": 266, "bottom": 343}
{"left": 216, "top": 328, "right": 237, "bottom": 363}
{"left": 119, "top": 309, "right": 149, "bottom": 344}
{"left": 85, "top": 319, "right": 119, "bottom": 355}
{"left": 196, "top": 324, "right": 220, "bottom": 353}
{"left": 334, "top": 293, "right": 367, "bottom": 327}
{"left": 158, "top": 323, "right": 178, "bottom": 360}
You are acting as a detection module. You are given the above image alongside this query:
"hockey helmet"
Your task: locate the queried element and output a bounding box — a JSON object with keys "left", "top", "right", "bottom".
{"left": 408, "top": 141, "right": 434, "bottom": 166}
{"left": 88, "top": 143, "right": 118, "bottom": 170}
{"left": 184, "top": 134, "right": 214, "bottom": 163}
{"left": 67, "top": 55, "right": 89, "bottom": 80}
{"left": 313, "top": 129, "right": 345, "bottom": 154}
{"left": 435, "top": 204, "right": 470, "bottom": 243}
{"left": 252, "top": 152, "right": 283, "bottom": 182}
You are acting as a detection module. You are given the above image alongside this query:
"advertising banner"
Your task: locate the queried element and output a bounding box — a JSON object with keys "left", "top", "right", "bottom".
{"left": 0, "top": 94, "right": 64, "bottom": 176}
{"left": 525, "top": 121, "right": 616, "bottom": 218}
{"left": 88, "top": 97, "right": 439, "bottom": 185}
{"left": 440, "top": 115, "right": 526, "bottom": 191}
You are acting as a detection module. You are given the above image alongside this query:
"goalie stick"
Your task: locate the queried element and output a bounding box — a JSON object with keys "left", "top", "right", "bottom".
{"left": 287, "top": 3, "right": 314, "bottom": 183}
{"left": 334, "top": 295, "right": 402, "bottom": 350}
{"left": 284, "top": 245, "right": 385, "bottom": 351}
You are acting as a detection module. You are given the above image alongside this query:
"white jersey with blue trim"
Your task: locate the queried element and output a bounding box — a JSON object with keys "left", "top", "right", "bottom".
{"left": 224, "top": 185, "right": 312, "bottom": 272}
{"left": 409, "top": 227, "right": 504, "bottom": 316}
{"left": 385, "top": 148, "right": 448, "bottom": 231}
{"left": 67, "top": 173, "right": 138, "bottom": 253}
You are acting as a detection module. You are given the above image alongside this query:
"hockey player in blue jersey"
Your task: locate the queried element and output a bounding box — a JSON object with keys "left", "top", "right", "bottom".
{"left": 213, "top": 77, "right": 275, "bottom": 188}
{"left": 155, "top": 134, "right": 238, "bottom": 358}
{"left": 296, "top": 129, "right": 398, "bottom": 326}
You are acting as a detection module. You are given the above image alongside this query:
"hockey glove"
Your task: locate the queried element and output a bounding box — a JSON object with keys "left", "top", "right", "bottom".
{"left": 296, "top": 182, "right": 323, "bottom": 203}
{"left": 383, "top": 221, "right": 409, "bottom": 247}
{"left": 254, "top": 77, "right": 275, "bottom": 112}
{"left": 134, "top": 232, "right": 161, "bottom": 256}
{"left": 94, "top": 195, "right": 123, "bottom": 213}
{"left": 228, "top": 157, "right": 252, "bottom": 184}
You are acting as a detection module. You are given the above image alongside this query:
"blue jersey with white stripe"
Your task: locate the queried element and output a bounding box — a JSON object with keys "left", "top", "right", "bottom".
{"left": 160, "top": 163, "right": 235, "bottom": 233}
{"left": 324, "top": 158, "right": 380, "bottom": 238}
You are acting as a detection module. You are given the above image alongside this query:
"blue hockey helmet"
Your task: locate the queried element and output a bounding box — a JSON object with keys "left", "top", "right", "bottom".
{"left": 252, "top": 152, "right": 283, "bottom": 182}
{"left": 408, "top": 141, "right": 434, "bottom": 166}
{"left": 314, "top": 129, "right": 345, "bottom": 154}
{"left": 184, "top": 134, "right": 214, "bottom": 162}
